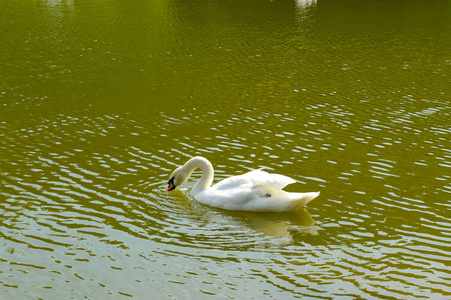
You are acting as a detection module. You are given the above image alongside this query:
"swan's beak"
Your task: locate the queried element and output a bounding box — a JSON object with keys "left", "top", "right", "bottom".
{"left": 165, "top": 177, "right": 176, "bottom": 191}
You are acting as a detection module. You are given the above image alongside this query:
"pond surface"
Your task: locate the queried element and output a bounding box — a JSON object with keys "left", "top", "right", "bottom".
{"left": 1, "top": 0, "right": 451, "bottom": 298}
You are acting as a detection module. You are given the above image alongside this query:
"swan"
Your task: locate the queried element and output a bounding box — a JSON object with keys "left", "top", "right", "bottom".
{"left": 165, "top": 156, "right": 320, "bottom": 212}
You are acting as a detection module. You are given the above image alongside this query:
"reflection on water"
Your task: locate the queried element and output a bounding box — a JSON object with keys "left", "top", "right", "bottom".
{"left": 205, "top": 208, "right": 317, "bottom": 242}
{"left": 1, "top": 0, "right": 451, "bottom": 298}
{"left": 246, "top": 209, "right": 318, "bottom": 240}
{"left": 296, "top": 0, "right": 316, "bottom": 9}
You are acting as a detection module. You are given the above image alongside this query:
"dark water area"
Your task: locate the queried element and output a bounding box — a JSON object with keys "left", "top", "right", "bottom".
{"left": 1, "top": 0, "right": 450, "bottom": 298}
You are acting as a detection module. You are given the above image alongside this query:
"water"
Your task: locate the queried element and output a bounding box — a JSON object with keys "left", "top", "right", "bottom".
{"left": 1, "top": 0, "right": 451, "bottom": 298}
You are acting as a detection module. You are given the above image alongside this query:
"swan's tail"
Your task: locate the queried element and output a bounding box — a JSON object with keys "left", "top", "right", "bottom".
{"left": 289, "top": 191, "right": 320, "bottom": 207}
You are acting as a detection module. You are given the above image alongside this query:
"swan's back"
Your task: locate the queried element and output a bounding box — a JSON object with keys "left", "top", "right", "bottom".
{"left": 239, "top": 170, "right": 296, "bottom": 189}
{"left": 196, "top": 169, "right": 319, "bottom": 212}
{"left": 213, "top": 170, "right": 295, "bottom": 190}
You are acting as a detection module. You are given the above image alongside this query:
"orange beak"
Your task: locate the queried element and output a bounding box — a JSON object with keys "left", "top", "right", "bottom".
{"left": 165, "top": 177, "right": 176, "bottom": 191}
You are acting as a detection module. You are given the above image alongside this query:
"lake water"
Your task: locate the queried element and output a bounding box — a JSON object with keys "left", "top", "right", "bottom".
{"left": 1, "top": 0, "right": 451, "bottom": 298}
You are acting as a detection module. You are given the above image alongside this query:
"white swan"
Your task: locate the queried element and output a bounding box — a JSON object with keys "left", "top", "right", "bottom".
{"left": 165, "top": 156, "right": 320, "bottom": 212}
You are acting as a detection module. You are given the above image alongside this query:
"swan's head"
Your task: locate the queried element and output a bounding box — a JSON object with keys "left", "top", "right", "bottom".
{"left": 165, "top": 167, "right": 190, "bottom": 191}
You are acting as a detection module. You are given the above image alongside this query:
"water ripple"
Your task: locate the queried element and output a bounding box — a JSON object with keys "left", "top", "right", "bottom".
{"left": 1, "top": 0, "right": 451, "bottom": 298}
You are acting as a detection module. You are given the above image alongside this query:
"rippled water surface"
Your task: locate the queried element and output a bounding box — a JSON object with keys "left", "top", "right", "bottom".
{"left": 1, "top": 0, "right": 451, "bottom": 298}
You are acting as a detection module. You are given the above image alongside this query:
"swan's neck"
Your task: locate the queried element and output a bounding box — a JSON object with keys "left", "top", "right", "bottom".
{"left": 184, "top": 157, "right": 214, "bottom": 196}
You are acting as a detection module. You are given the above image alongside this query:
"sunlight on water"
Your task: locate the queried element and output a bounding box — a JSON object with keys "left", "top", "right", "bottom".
{"left": 1, "top": 0, "right": 451, "bottom": 298}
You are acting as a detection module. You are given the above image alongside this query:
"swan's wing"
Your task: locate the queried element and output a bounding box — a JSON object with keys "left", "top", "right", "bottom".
{"left": 240, "top": 169, "right": 296, "bottom": 190}
{"left": 211, "top": 174, "right": 253, "bottom": 190}
{"left": 212, "top": 169, "right": 296, "bottom": 191}
{"left": 196, "top": 170, "right": 316, "bottom": 212}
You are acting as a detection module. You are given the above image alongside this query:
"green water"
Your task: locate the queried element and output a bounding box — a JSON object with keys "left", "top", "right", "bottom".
{"left": 1, "top": 0, "right": 450, "bottom": 298}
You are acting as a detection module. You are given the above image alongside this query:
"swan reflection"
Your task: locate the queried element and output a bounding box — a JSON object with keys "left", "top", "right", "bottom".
{"left": 221, "top": 208, "right": 318, "bottom": 241}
